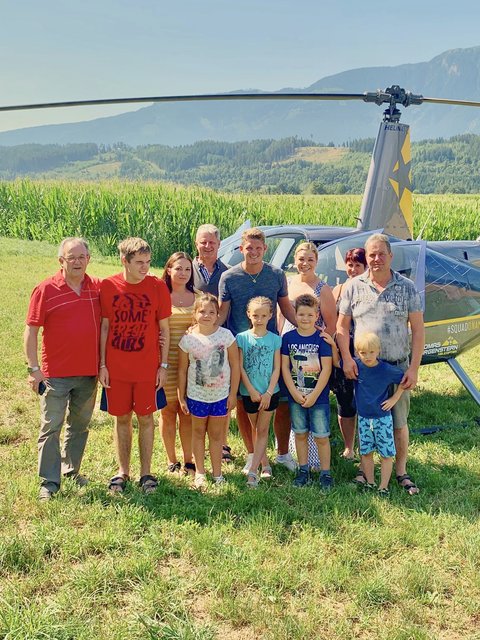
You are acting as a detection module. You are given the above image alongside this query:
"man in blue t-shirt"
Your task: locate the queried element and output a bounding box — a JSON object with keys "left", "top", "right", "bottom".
{"left": 218, "top": 228, "right": 297, "bottom": 472}
{"left": 281, "top": 294, "right": 333, "bottom": 490}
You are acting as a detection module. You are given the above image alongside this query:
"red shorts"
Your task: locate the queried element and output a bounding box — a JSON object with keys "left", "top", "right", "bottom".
{"left": 100, "top": 380, "right": 167, "bottom": 416}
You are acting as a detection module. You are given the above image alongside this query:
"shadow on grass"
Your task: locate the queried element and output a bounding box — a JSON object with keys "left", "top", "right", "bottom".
{"left": 78, "top": 437, "right": 480, "bottom": 533}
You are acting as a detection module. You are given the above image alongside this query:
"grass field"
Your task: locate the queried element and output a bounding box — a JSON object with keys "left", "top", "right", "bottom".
{"left": 1, "top": 237, "right": 480, "bottom": 640}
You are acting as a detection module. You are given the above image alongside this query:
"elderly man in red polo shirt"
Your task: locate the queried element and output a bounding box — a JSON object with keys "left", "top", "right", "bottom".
{"left": 24, "top": 237, "right": 101, "bottom": 501}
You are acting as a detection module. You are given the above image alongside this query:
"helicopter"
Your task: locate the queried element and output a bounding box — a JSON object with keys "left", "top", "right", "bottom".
{"left": 1, "top": 86, "right": 479, "bottom": 404}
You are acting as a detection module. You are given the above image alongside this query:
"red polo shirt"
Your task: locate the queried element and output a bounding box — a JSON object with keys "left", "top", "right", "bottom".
{"left": 100, "top": 274, "right": 171, "bottom": 382}
{"left": 26, "top": 271, "right": 101, "bottom": 377}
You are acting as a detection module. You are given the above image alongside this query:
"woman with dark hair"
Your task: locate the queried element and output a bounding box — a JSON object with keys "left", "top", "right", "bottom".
{"left": 159, "top": 252, "right": 197, "bottom": 475}
{"left": 331, "top": 247, "right": 367, "bottom": 460}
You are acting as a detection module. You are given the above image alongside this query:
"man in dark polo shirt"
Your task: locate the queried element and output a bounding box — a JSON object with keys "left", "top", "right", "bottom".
{"left": 24, "top": 237, "right": 101, "bottom": 501}
{"left": 192, "top": 224, "right": 228, "bottom": 295}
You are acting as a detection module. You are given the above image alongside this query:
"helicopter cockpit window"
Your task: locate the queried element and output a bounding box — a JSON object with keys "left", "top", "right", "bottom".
{"left": 315, "top": 234, "right": 423, "bottom": 291}
{"left": 424, "top": 249, "right": 480, "bottom": 323}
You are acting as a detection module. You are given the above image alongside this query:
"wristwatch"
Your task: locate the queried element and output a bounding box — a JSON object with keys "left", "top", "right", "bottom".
{"left": 160, "top": 362, "right": 169, "bottom": 369}
{"left": 27, "top": 366, "right": 40, "bottom": 373}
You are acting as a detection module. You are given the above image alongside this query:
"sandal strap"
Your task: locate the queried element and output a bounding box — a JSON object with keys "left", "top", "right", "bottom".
{"left": 139, "top": 474, "right": 158, "bottom": 487}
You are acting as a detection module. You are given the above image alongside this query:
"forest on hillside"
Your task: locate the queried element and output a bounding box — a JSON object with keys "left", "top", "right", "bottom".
{"left": 1, "top": 134, "right": 479, "bottom": 194}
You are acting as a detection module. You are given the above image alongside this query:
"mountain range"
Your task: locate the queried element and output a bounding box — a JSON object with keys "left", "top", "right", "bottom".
{"left": 3, "top": 46, "right": 480, "bottom": 147}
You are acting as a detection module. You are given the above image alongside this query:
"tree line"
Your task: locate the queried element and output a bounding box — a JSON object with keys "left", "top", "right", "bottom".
{"left": 1, "top": 135, "right": 480, "bottom": 194}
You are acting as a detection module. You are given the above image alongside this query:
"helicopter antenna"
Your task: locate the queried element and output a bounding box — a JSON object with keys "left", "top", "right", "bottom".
{"left": 416, "top": 208, "right": 435, "bottom": 240}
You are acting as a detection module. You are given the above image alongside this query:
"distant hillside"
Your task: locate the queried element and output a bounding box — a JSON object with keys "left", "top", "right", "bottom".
{"left": 2, "top": 134, "right": 480, "bottom": 194}
{"left": 3, "top": 47, "right": 480, "bottom": 146}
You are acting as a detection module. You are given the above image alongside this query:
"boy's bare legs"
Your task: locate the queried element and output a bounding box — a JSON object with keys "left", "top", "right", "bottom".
{"left": 207, "top": 416, "right": 225, "bottom": 478}
{"left": 137, "top": 413, "right": 155, "bottom": 478}
{"left": 248, "top": 411, "right": 272, "bottom": 473}
{"left": 114, "top": 412, "right": 133, "bottom": 477}
{"left": 314, "top": 436, "right": 331, "bottom": 471}
{"left": 191, "top": 417, "right": 207, "bottom": 475}
{"left": 379, "top": 456, "right": 393, "bottom": 491}
{"left": 294, "top": 432, "right": 308, "bottom": 466}
{"left": 361, "top": 452, "right": 375, "bottom": 484}
{"left": 273, "top": 402, "right": 291, "bottom": 456}
{"left": 338, "top": 415, "right": 356, "bottom": 458}
{"left": 159, "top": 405, "right": 179, "bottom": 465}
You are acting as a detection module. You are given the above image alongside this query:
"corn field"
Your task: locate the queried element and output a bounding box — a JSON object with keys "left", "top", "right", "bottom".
{"left": 0, "top": 180, "right": 478, "bottom": 265}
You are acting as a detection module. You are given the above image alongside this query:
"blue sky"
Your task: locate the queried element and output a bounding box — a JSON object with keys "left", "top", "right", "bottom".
{"left": 1, "top": 0, "right": 480, "bottom": 132}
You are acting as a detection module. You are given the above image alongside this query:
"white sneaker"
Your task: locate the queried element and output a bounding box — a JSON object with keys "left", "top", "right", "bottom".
{"left": 275, "top": 452, "right": 298, "bottom": 472}
{"left": 242, "top": 453, "right": 254, "bottom": 475}
{"left": 213, "top": 475, "right": 225, "bottom": 485}
{"left": 194, "top": 473, "right": 207, "bottom": 489}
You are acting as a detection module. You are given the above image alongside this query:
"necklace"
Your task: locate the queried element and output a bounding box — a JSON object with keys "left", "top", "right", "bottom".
{"left": 244, "top": 265, "right": 264, "bottom": 284}
{"left": 172, "top": 290, "right": 193, "bottom": 307}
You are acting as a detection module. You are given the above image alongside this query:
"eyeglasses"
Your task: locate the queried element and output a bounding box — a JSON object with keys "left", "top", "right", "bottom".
{"left": 62, "top": 255, "right": 88, "bottom": 263}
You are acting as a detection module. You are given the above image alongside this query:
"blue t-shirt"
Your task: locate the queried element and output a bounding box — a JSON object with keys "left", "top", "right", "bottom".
{"left": 218, "top": 263, "right": 288, "bottom": 336}
{"left": 281, "top": 329, "right": 332, "bottom": 405}
{"left": 354, "top": 358, "right": 404, "bottom": 418}
{"left": 236, "top": 330, "right": 282, "bottom": 396}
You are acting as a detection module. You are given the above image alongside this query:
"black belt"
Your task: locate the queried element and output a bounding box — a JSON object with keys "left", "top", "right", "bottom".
{"left": 385, "top": 357, "right": 408, "bottom": 366}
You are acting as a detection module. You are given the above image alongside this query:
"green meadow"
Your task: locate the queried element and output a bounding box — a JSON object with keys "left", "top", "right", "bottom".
{"left": 1, "top": 183, "right": 480, "bottom": 639}
{"left": 1, "top": 232, "right": 480, "bottom": 640}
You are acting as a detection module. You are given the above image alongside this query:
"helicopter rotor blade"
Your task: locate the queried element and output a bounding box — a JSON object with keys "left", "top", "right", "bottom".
{"left": 421, "top": 96, "right": 480, "bottom": 107}
{"left": 0, "top": 92, "right": 366, "bottom": 113}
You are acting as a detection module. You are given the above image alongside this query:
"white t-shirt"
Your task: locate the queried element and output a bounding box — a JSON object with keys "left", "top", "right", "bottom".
{"left": 179, "top": 327, "right": 236, "bottom": 402}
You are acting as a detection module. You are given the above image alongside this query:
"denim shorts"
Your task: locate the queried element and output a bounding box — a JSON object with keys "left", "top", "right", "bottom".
{"left": 289, "top": 401, "right": 330, "bottom": 438}
{"left": 358, "top": 414, "right": 396, "bottom": 458}
{"left": 187, "top": 396, "right": 228, "bottom": 418}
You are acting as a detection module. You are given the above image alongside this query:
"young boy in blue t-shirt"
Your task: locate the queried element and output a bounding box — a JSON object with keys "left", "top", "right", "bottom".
{"left": 281, "top": 294, "right": 333, "bottom": 490}
{"left": 325, "top": 331, "right": 405, "bottom": 496}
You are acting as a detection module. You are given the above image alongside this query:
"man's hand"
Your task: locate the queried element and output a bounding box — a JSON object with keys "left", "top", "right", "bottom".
{"left": 28, "top": 369, "right": 45, "bottom": 394}
{"left": 156, "top": 367, "right": 167, "bottom": 390}
{"left": 343, "top": 355, "right": 358, "bottom": 380}
{"left": 99, "top": 366, "right": 110, "bottom": 388}
{"left": 401, "top": 366, "right": 418, "bottom": 391}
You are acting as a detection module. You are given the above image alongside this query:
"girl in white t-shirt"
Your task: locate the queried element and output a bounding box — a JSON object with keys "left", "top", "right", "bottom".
{"left": 178, "top": 294, "right": 240, "bottom": 488}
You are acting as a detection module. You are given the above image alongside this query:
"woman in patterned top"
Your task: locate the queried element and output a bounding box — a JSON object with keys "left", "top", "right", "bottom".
{"left": 159, "top": 252, "right": 196, "bottom": 476}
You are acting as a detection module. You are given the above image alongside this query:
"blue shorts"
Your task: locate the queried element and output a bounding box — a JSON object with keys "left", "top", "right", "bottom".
{"left": 187, "top": 397, "right": 228, "bottom": 418}
{"left": 358, "top": 414, "right": 396, "bottom": 458}
{"left": 289, "top": 401, "right": 330, "bottom": 439}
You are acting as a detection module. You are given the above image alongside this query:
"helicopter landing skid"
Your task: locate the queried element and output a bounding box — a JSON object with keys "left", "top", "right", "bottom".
{"left": 447, "top": 358, "right": 480, "bottom": 406}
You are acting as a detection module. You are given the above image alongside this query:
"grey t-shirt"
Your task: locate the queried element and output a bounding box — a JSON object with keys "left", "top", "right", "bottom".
{"left": 218, "top": 263, "right": 288, "bottom": 336}
{"left": 338, "top": 269, "right": 423, "bottom": 362}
